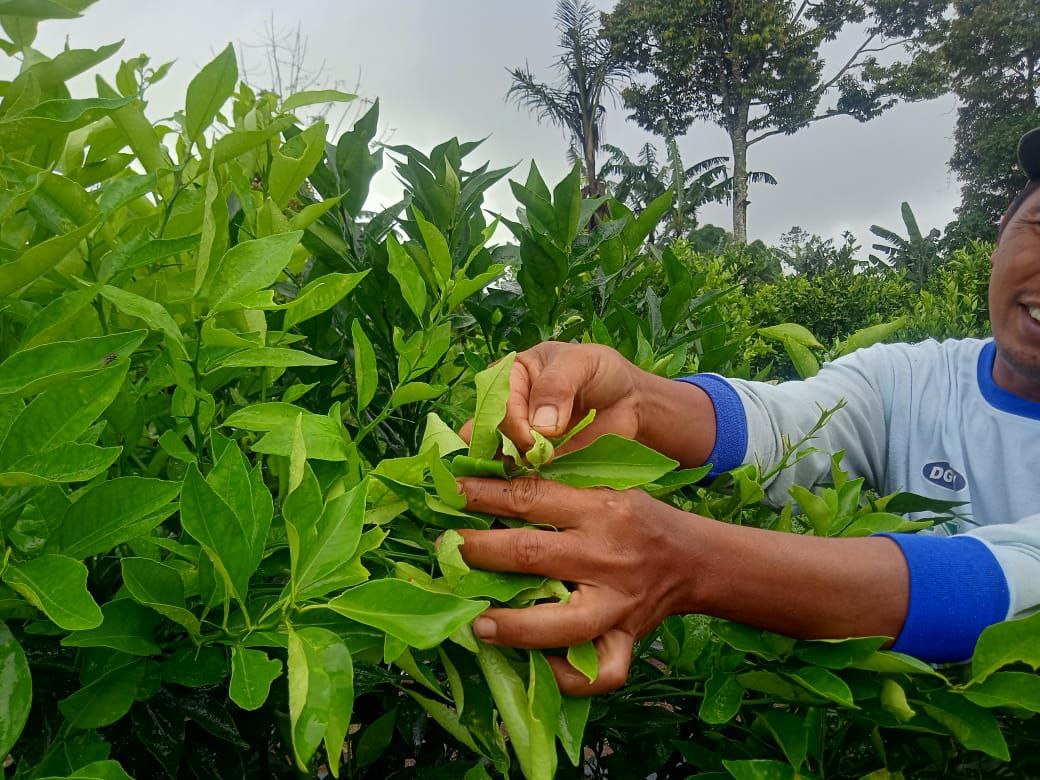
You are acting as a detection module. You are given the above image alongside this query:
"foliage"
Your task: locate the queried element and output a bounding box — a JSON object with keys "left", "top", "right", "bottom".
{"left": 902, "top": 242, "right": 993, "bottom": 343}
{"left": 775, "top": 227, "right": 862, "bottom": 279}
{"left": 869, "top": 202, "right": 943, "bottom": 289}
{"left": 602, "top": 138, "right": 777, "bottom": 243}
{"left": 939, "top": 0, "right": 1040, "bottom": 240}
{"left": 0, "top": 6, "right": 1036, "bottom": 780}
{"left": 506, "top": 0, "right": 628, "bottom": 198}
{"left": 602, "top": 0, "right": 950, "bottom": 244}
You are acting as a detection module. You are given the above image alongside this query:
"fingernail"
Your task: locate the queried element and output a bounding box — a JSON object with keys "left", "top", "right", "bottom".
{"left": 455, "top": 478, "right": 466, "bottom": 495}
{"left": 532, "top": 406, "right": 557, "bottom": 429}
{"left": 473, "top": 617, "right": 497, "bottom": 639}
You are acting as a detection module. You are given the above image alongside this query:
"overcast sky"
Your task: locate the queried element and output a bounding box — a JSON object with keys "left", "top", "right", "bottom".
{"left": 27, "top": 0, "right": 964, "bottom": 249}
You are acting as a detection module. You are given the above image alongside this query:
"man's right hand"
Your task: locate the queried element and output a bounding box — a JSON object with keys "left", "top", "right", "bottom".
{"left": 460, "top": 341, "right": 719, "bottom": 467}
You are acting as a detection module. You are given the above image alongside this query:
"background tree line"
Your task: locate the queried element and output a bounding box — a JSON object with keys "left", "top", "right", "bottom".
{"left": 509, "top": 0, "right": 1040, "bottom": 254}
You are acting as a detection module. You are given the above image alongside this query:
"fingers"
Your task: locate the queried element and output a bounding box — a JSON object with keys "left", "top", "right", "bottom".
{"left": 471, "top": 589, "right": 625, "bottom": 649}
{"left": 548, "top": 629, "right": 635, "bottom": 696}
{"left": 457, "top": 527, "right": 593, "bottom": 580}
{"left": 458, "top": 477, "right": 592, "bottom": 528}
{"left": 526, "top": 348, "right": 590, "bottom": 438}
{"left": 458, "top": 418, "right": 473, "bottom": 444}
{"left": 498, "top": 358, "right": 537, "bottom": 451}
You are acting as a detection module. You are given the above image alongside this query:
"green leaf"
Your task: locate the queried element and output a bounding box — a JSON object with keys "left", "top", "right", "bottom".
{"left": 224, "top": 403, "right": 350, "bottom": 461}
{"left": 269, "top": 122, "right": 327, "bottom": 207}
{"left": 435, "top": 530, "right": 470, "bottom": 587}
{"left": 120, "top": 557, "right": 201, "bottom": 637}
{"left": 755, "top": 710, "right": 808, "bottom": 769}
{"left": 447, "top": 265, "right": 506, "bottom": 310}
{"left": 475, "top": 642, "right": 531, "bottom": 778}
{"left": 0, "top": 360, "right": 127, "bottom": 466}
{"left": 50, "top": 477, "right": 180, "bottom": 559}
{"left": 468, "top": 352, "right": 516, "bottom": 461}
{"left": 539, "top": 434, "right": 678, "bottom": 489}
{"left": 723, "top": 759, "right": 798, "bottom": 780}
{"left": 557, "top": 695, "right": 590, "bottom": 768}
{"left": 390, "top": 381, "right": 447, "bottom": 408}
{"left": 413, "top": 208, "right": 453, "bottom": 282}
{"left": 792, "top": 636, "right": 887, "bottom": 669}
{"left": 2, "top": 554, "right": 102, "bottom": 630}
{"left": 838, "top": 317, "right": 907, "bottom": 356}
{"left": 921, "top": 691, "right": 1010, "bottom": 761}
{"left": 324, "top": 580, "right": 488, "bottom": 649}
{"left": 68, "top": 760, "right": 135, "bottom": 780}
{"left": 783, "top": 337, "right": 821, "bottom": 379}
{"left": 420, "top": 412, "right": 467, "bottom": 457}
{"left": 207, "top": 347, "right": 335, "bottom": 372}
{"left": 880, "top": 678, "right": 916, "bottom": 722}
{"left": 699, "top": 673, "right": 743, "bottom": 724}
{"left": 230, "top": 646, "right": 282, "bottom": 711}
{"left": 526, "top": 430, "right": 554, "bottom": 468}
{"left": 287, "top": 627, "right": 354, "bottom": 775}
{"left": 785, "top": 667, "right": 856, "bottom": 708}
{"left": 0, "top": 622, "right": 31, "bottom": 759}
{"left": 281, "top": 89, "right": 356, "bottom": 112}
{"left": 180, "top": 463, "right": 256, "bottom": 603}
{"left": 758, "top": 323, "right": 823, "bottom": 349}
{"left": 0, "top": 96, "right": 133, "bottom": 153}
{"left": 208, "top": 231, "right": 303, "bottom": 311}
{"left": 283, "top": 271, "right": 368, "bottom": 331}
{"left": 58, "top": 652, "right": 147, "bottom": 729}
{"left": 184, "top": 43, "right": 237, "bottom": 145}
{"left": 0, "top": 330, "right": 145, "bottom": 399}
{"left": 526, "top": 651, "right": 560, "bottom": 780}
{"left": 453, "top": 570, "right": 547, "bottom": 602}
{"left": 353, "top": 707, "right": 398, "bottom": 770}
{"left": 566, "top": 641, "right": 598, "bottom": 683}
{"left": 0, "top": 443, "right": 121, "bottom": 487}
{"left": 405, "top": 691, "right": 479, "bottom": 755}
{"left": 0, "top": 219, "right": 97, "bottom": 298}
{"left": 209, "top": 117, "right": 294, "bottom": 166}
{"left": 971, "top": 610, "right": 1040, "bottom": 683}
{"left": 386, "top": 234, "right": 427, "bottom": 322}
{"left": 62, "top": 599, "right": 160, "bottom": 656}
{"left": 963, "top": 671, "right": 1040, "bottom": 712}
{"left": 99, "top": 286, "right": 184, "bottom": 356}
{"left": 351, "top": 320, "right": 378, "bottom": 414}
{"left": 295, "top": 481, "right": 369, "bottom": 601}
{"left": 551, "top": 409, "right": 597, "bottom": 449}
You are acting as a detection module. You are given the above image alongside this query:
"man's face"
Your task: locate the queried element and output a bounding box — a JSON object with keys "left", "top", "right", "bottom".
{"left": 990, "top": 185, "right": 1040, "bottom": 395}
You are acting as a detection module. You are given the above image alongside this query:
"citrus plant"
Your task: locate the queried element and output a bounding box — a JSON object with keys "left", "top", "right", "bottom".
{"left": 1, "top": 5, "right": 1039, "bottom": 779}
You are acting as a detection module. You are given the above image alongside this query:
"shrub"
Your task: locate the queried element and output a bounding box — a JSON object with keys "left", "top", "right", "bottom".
{"left": 0, "top": 7, "right": 1038, "bottom": 780}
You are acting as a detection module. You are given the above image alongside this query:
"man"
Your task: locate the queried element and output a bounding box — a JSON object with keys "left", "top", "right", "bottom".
{"left": 454, "top": 128, "right": 1040, "bottom": 697}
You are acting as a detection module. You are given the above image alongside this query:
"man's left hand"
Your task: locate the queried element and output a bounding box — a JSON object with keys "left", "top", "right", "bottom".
{"left": 456, "top": 477, "right": 706, "bottom": 696}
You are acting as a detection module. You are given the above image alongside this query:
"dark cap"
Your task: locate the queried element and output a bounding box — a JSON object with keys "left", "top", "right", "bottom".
{"left": 1021, "top": 127, "right": 1040, "bottom": 180}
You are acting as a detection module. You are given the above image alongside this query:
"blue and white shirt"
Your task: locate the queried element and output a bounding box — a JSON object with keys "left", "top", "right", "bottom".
{"left": 682, "top": 338, "right": 1040, "bottom": 662}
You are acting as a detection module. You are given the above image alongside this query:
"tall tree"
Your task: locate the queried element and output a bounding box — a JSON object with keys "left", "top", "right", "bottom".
{"left": 603, "top": 0, "right": 949, "bottom": 244}
{"left": 943, "top": 0, "right": 1040, "bottom": 240}
{"left": 507, "top": 0, "right": 628, "bottom": 198}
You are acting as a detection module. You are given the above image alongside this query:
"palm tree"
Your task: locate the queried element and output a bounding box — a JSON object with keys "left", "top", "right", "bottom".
{"left": 507, "top": 0, "right": 628, "bottom": 198}
{"left": 601, "top": 138, "right": 774, "bottom": 242}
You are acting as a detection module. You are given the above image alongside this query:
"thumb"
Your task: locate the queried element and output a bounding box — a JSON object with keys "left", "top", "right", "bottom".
{"left": 528, "top": 360, "right": 585, "bottom": 437}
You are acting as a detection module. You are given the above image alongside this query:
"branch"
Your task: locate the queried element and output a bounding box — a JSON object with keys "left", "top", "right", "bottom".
{"left": 748, "top": 112, "right": 838, "bottom": 146}
{"left": 817, "top": 32, "right": 879, "bottom": 96}
{"left": 791, "top": 0, "right": 813, "bottom": 27}
{"left": 859, "top": 38, "right": 913, "bottom": 57}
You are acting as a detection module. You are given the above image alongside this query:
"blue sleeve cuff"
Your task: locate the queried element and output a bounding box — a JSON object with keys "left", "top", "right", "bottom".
{"left": 875, "top": 533, "right": 1010, "bottom": 663}
{"left": 675, "top": 374, "right": 748, "bottom": 479}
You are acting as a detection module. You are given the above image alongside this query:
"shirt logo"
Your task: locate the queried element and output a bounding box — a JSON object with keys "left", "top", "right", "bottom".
{"left": 923, "top": 461, "right": 967, "bottom": 492}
